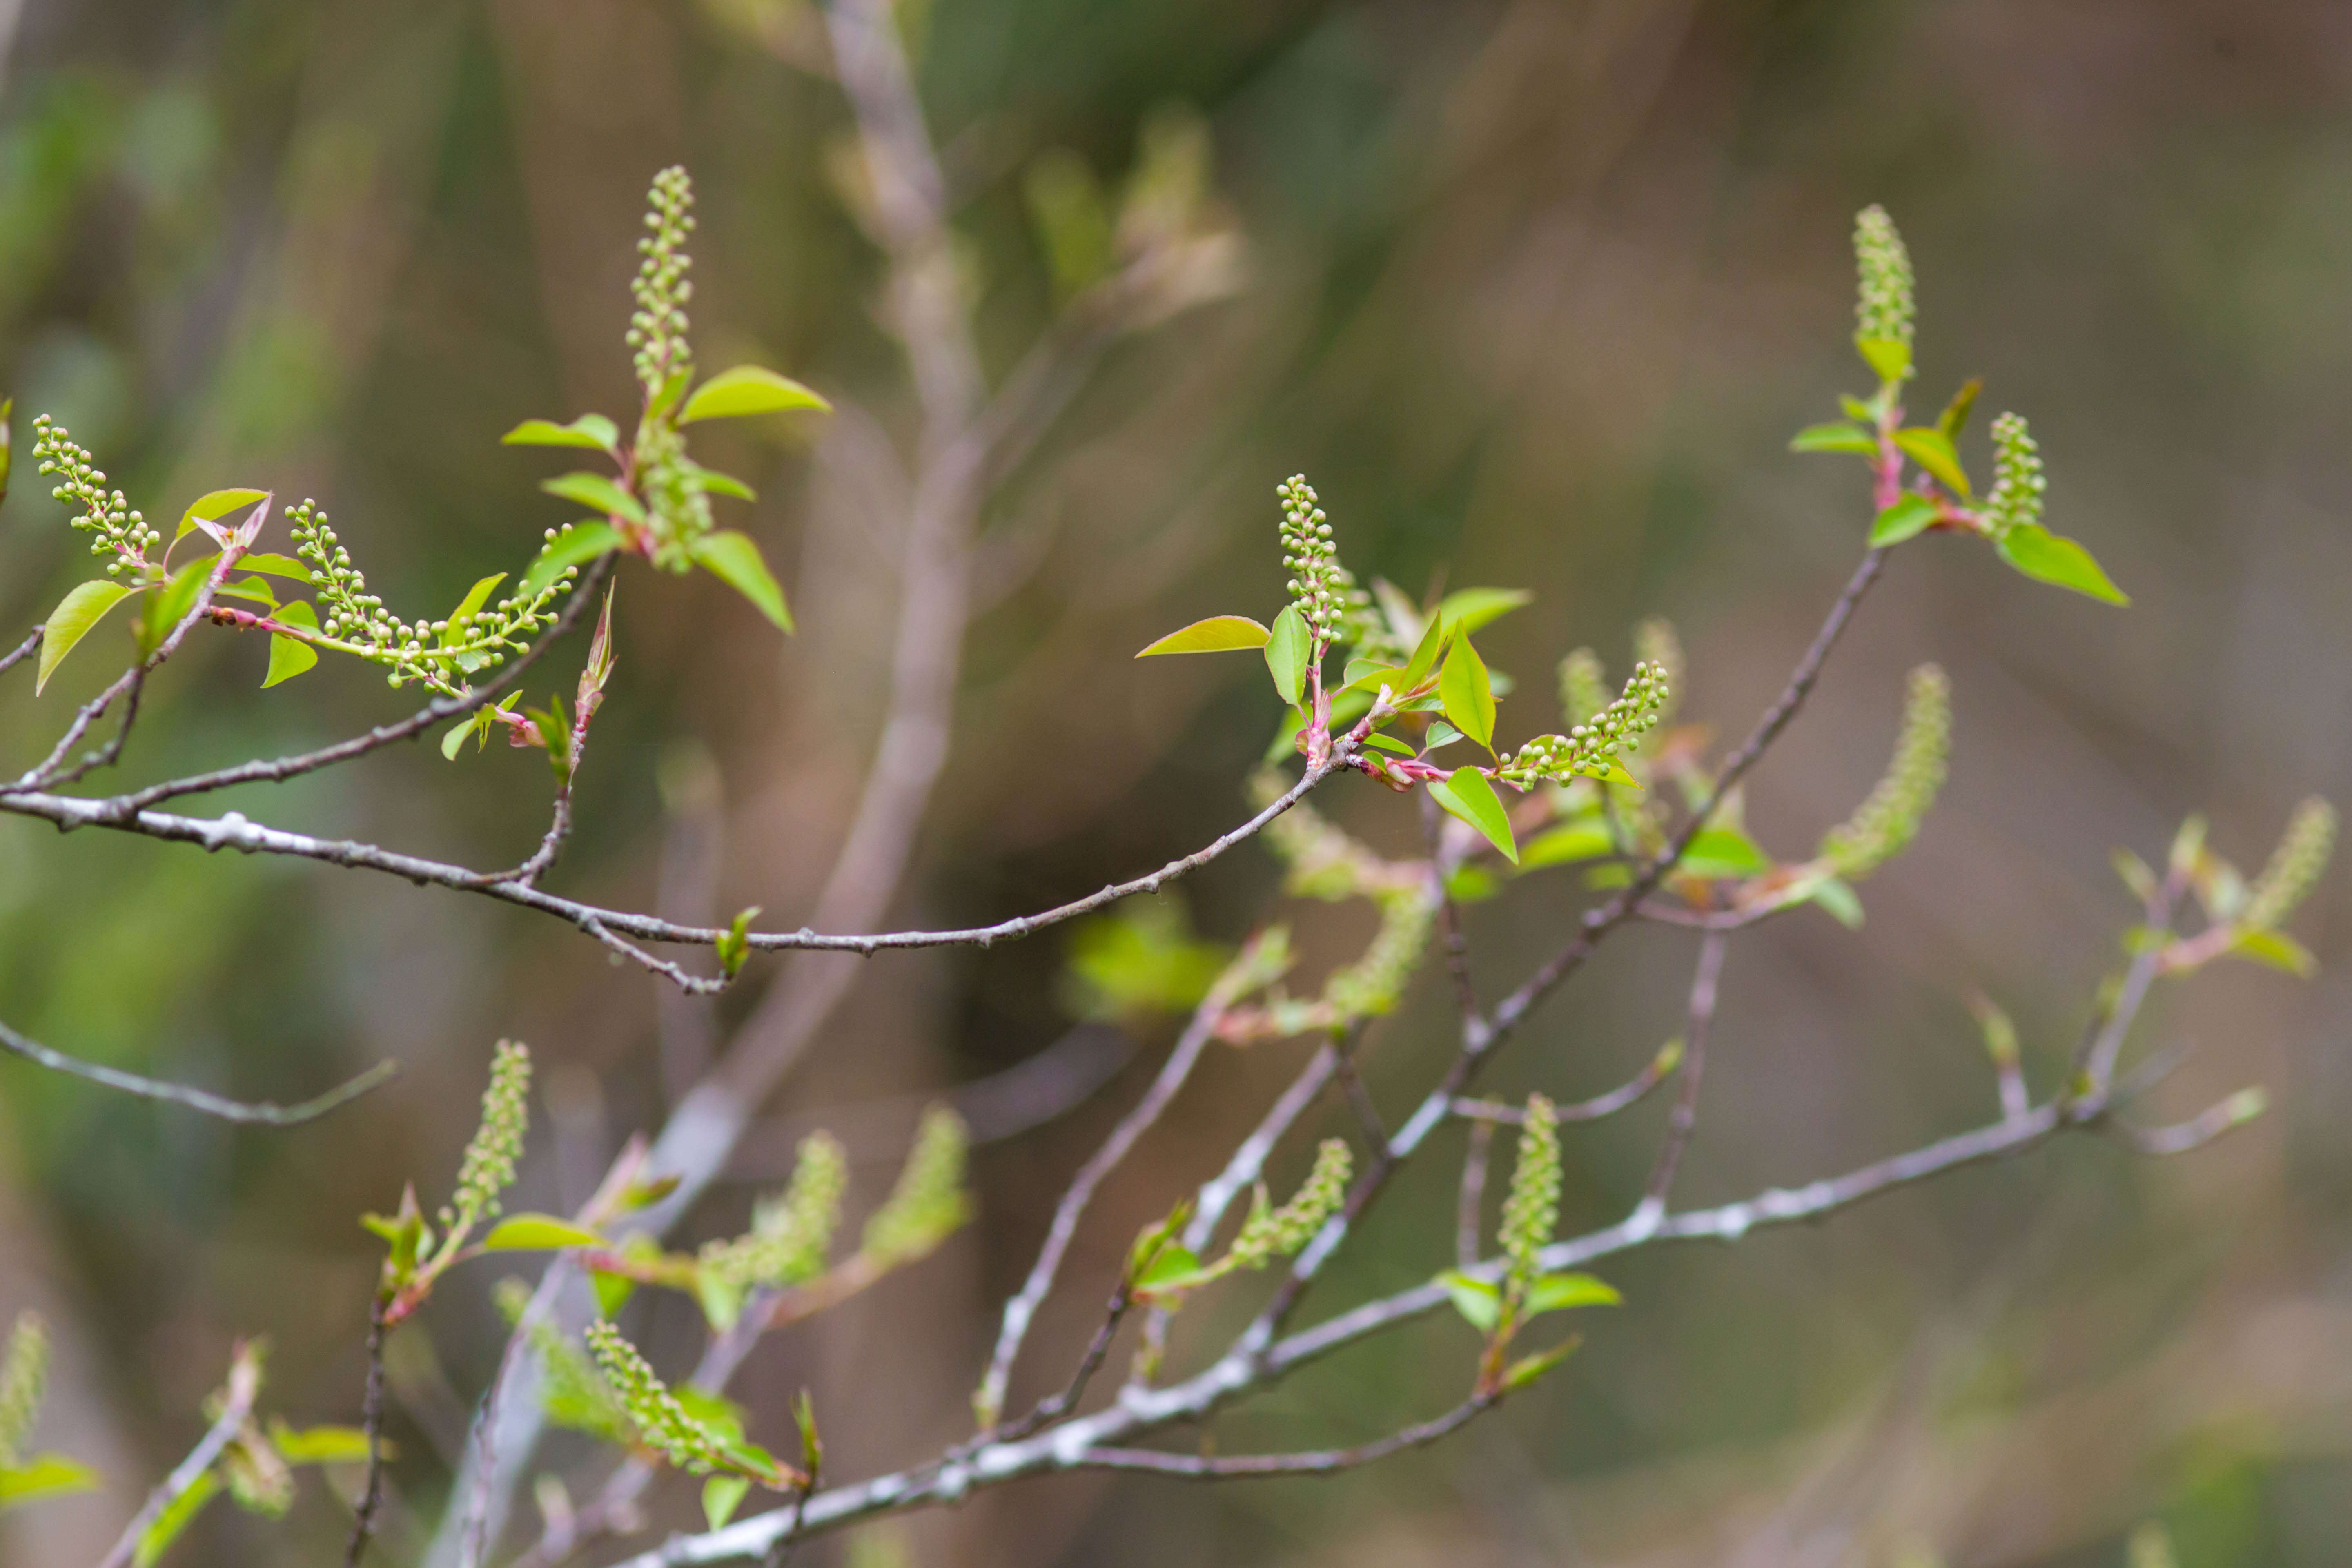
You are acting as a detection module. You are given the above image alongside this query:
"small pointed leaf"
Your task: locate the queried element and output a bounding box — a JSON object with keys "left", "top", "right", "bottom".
{"left": 1264, "top": 604, "right": 1309, "bottom": 708}
{"left": 680, "top": 366, "right": 832, "bottom": 423}
{"left": 1135, "top": 615, "right": 1270, "bottom": 657}
{"left": 1895, "top": 427, "right": 1971, "bottom": 495}
{"left": 1869, "top": 494, "right": 1940, "bottom": 547}
{"left": 1994, "top": 524, "right": 2129, "bottom": 605}
{"left": 688, "top": 530, "right": 793, "bottom": 630}
{"left": 35, "top": 580, "right": 134, "bottom": 694}
{"left": 521, "top": 522, "right": 625, "bottom": 600}
{"left": 1790, "top": 422, "right": 1877, "bottom": 455}
{"left": 1428, "top": 768, "right": 1518, "bottom": 864}
{"left": 1437, "top": 636, "right": 1496, "bottom": 751}
{"left": 502, "top": 414, "right": 620, "bottom": 452}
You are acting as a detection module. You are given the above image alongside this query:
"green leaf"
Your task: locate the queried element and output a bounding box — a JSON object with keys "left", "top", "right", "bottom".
{"left": 479, "top": 1214, "right": 604, "bottom": 1252}
{"left": 1808, "top": 875, "right": 1865, "bottom": 929}
{"left": 1936, "top": 377, "right": 1983, "bottom": 441}
{"left": 2230, "top": 927, "right": 2316, "bottom": 978}
{"left": 262, "top": 633, "right": 317, "bottom": 689}
{"left": 175, "top": 487, "right": 269, "bottom": 543}
{"left": 1789, "top": 421, "right": 1877, "bottom": 455}
{"left": 1519, "top": 820, "right": 1615, "bottom": 870}
{"left": 265, "top": 1422, "right": 373, "bottom": 1466}
{"left": 1677, "top": 826, "right": 1770, "bottom": 880}
{"left": 1525, "top": 1272, "right": 1622, "bottom": 1315}
{"left": 134, "top": 1470, "right": 221, "bottom": 1568}
{"left": 689, "top": 530, "right": 793, "bottom": 631}
{"left": 1395, "top": 610, "right": 1450, "bottom": 691}
{"left": 1855, "top": 336, "right": 1911, "bottom": 384}
{"left": 502, "top": 414, "right": 620, "bottom": 452}
{"left": 213, "top": 577, "right": 277, "bottom": 609}
{"left": 1500, "top": 1336, "right": 1582, "bottom": 1391}
{"left": 648, "top": 365, "right": 694, "bottom": 422}
{"left": 703, "top": 1475, "right": 752, "bottom": 1532}
{"left": 521, "top": 522, "right": 625, "bottom": 600}
{"left": 1994, "top": 523, "right": 2129, "bottom": 606}
{"left": 1135, "top": 615, "right": 1271, "bottom": 657}
{"left": 35, "top": 579, "right": 134, "bottom": 694}
{"left": 1134, "top": 1243, "right": 1205, "bottom": 1291}
{"left": 237, "top": 552, "right": 312, "bottom": 584}
{"left": 1360, "top": 732, "right": 1415, "bottom": 757}
{"left": 1428, "top": 768, "right": 1518, "bottom": 864}
{"left": 682, "top": 366, "right": 831, "bottom": 423}
{"left": 1424, "top": 721, "right": 1464, "bottom": 750}
{"left": 1438, "top": 636, "right": 1496, "bottom": 751}
{"left": 590, "top": 1265, "right": 637, "bottom": 1320}
{"left": 140, "top": 557, "right": 214, "bottom": 655}
{"left": 443, "top": 574, "right": 508, "bottom": 641}
{"left": 1434, "top": 1269, "right": 1501, "bottom": 1332}
{"left": 686, "top": 462, "right": 757, "bottom": 502}
{"left": 2111, "top": 848, "right": 2158, "bottom": 904}
{"left": 1264, "top": 604, "right": 1310, "bottom": 709}
{"left": 1869, "top": 494, "right": 1940, "bottom": 547}
{"left": 541, "top": 472, "right": 645, "bottom": 525}
{"left": 1432, "top": 587, "right": 1533, "bottom": 636}
{"left": 1895, "top": 427, "right": 1971, "bottom": 495}
{"left": 1444, "top": 864, "right": 1503, "bottom": 903}
{"left": 696, "top": 1270, "right": 747, "bottom": 1332}
{"left": 717, "top": 906, "right": 761, "bottom": 978}
{"left": 0, "top": 1453, "right": 101, "bottom": 1511}
{"left": 1840, "top": 394, "right": 1878, "bottom": 423}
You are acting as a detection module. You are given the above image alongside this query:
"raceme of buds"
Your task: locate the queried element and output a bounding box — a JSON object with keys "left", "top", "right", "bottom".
{"left": 33, "top": 417, "right": 155, "bottom": 574}
{"left": 1498, "top": 660, "right": 1669, "bottom": 786}
{"left": 1227, "top": 1138, "right": 1353, "bottom": 1269}
{"left": 1982, "top": 412, "right": 2045, "bottom": 539}
{"left": 0, "top": 1312, "right": 49, "bottom": 1467}
{"left": 1819, "top": 665, "right": 1950, "bottom": 880}
{"left": 1853, "top": 204, "right": 1916, "bottom": 352}
{"left": 1321, "top": 884, "right": 1439, "bottom": 1024}
{"left": 702, "top": 1131, "right": 849, "bottom": 1288}
{"left": 443, "top": 1040, "right": 531, "bottom": 1234}
{"left": 2241, "top": 796, "right": 2337, "bottom": 931}
{"left": 584, "top": 1320, "right": 727, "bottom": 1473}
{"left": 1277, "top": 474, "right": 1348, "bottom": 640}
{"left": 630, "top": 165, "right": 697, "bottom": 396}
{"left": 1558, "top": 646, "right": 1608, "bottom": 731}
{"left": 1631, "top": 617, "right": 1684, "bottom": 730}
{"left": 222, "top": 1421, "right": 296, "bottom": 1516}
{"left": 1500, "top": 1093, "right": 1561, "bottom": 1297}
{"left": 861, "top": 1106, "right": 971, "bottom": 1266}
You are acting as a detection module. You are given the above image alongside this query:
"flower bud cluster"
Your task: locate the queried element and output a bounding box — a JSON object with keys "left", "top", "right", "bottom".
{"left": 1228, "top": 1138, "right": 1353, "bottom": 1268}
{"left": 33, "top": 417, "right": 155, "bottom": 575}
{"left": 634, "top": 418, "right": 715, "bottom": 567}
{"left": 1557, "top": 646, "right": 1607, "bottom": 731}
{"left": 1853, "top": 204, "right": 1915, "bottom": 350}
{"left": 2242, "top": 795, "right": 2336, "bottom": 931}
{"left": 1498, "top": 660, "right": 1669, "bottom": 786}
{"left": 0, "top": 1313, "right": 49, "bottom": 1467}
{"left": 1983, "top": 412, "right": 2045, "bottom": 539}
{"left": 1321, "top": 884, "right": 1438, "bottom": 1023}
{"left": 1500, "top": 1093, "right": 1560, "bottom": 1296}
{"left": 443, "top": 1040, "right": 530, "bottom": 1234}
{"left": 702, "top": 1131, "right": 848, "bottom": 1288}
{"left": 860, "top": 1106, "right": 971, "bottom": 1266}
{"left": 629, "top": 165, "right": 697, "bottom": 396}
{"left": 1819, "top": 664, "right": 1950, "bottom": 880}
{"left": 1327, "top": 564, "right": 1401, "bottom": 662}
{"left": 1631, "top": 617, "right": 1684, "bottom": 729}
{"left": 293, "top": 500, "right": 572, "bottom": 690}
{"left": 222, "top": 1422, "right": 295, "bottom": 1516}
{"left": 584, "top": 1320, "right": 727, "bottom": 1473}
{"left": 1277, "top": 474, "right": 1346, "bottom": 640}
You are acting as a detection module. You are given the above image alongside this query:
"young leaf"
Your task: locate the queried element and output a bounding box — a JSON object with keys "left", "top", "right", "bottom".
{"left": 1134, "top": 615, "right": 1271, "bottom": 657}
{"left": 2230, "top": 927, "right": 2316, "bottom": 978}
{"left": 1519, "top": 820, "right": 1614, "bottom": 869}
{"left": 1432, "top": 587, "right": 1533, "bottom": 635}
{"left": 1428, "top": 768, "right": 1518, "bottom": 864}
{"left": 1855, "top": 336, "right": 1911, "bottom": 385}
{"left": 542, "top": 472, "right": 646, "bottom": 525}
{"left": 680, "top": 366, "right": 831, "bottom": 423}
{"left": 1525, "top": 1272, "right": 1622, "bottom": 1315}
{"left": 1790, "top": 422, "right": 1878, "bottom": 455}
{"left": 1895, "top": 427, "right": 1971, "bottom": 495}
{"left": 717, "top": 906, "right": 762, "bottom": 978}
{"left": 34, "top": 580, "right": 133, "bottom": 695}
{"left": 139, "top": 558, "right": 214, "bottom": 655}
{"left": 1869, "top": 494, "right": 1940, "bottom": 547}
{"left": 684, "top": 461, "right": 757, "bottom": 502}
{"left": 133, "top": 1470, "right": 221, "bottom": 1568}
{"left": 213, "top": 577, "right": 278, "bottom": 609}
{"left": 1994, "top": 523, "right": 2129, "bottom": 605}
{"left": 521, "top": 522, "right": 625, "bottom": 599}
{"left": 1438, "top": 636, "right": 1496, "bottom": 751}
{"left": 1133, "top": 1243, "right": 1205, "bottom": 1292}
{"left": 502, "top": 414, "right": 620, "bottom": 452}
{"left": 262, "top": 633, "right": 317, "bottom": 689}
{"left": 1936, "top": 377, "right": 1983, "bottom": 440}
{"left": 0, "top": 1453, "right": 100, "bottom": 1511}
{"left": 236, "top": 553, "right": 312, "bottom": 584}
{"left": 479, "top": 1215, "right": 604, "bottom": 1252}
{"left": 265, "top": 1422, "right": 373, "bottom": 1466}
{"left": 1809, "top": 875, "right": 1865, "bottom": 928}
{"left": 1264, "top": 604, "right": 1309, "bottom": 709}
{"left": 702, "top": 1474, "right": 751, "bottom": 1532}
{"left": 688, "top": 531, "right": 793, "bottom": 631}
{"left": 175, "top": 487, "right": 269, "bottom": 543}
{"left": 1500, "top": 1335, "right": 1582, "bottom": 1391}
{"left": 1677, "top": 826, "right": 1771, "bottom": 879}
{"left": 442, "top": 574, "right": 508, "bottom": 641}
{"left": 1361, "top": 732, "right": 1415, "bottom": 757}
{"left": 1434, "top": 1269, "right": 1501, "bottom": 1332}
{"left": 1424, "top": 720, "right": 1464, "bottom": 751}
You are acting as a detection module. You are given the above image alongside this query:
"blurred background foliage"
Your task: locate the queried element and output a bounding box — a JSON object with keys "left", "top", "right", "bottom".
{"left": 3, "top": 0, "right": 2351, "bottom": 1564}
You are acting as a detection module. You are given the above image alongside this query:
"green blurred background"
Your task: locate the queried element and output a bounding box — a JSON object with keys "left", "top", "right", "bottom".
{"left": 4, "top": 0, "right": 2351, "bottom": 1564}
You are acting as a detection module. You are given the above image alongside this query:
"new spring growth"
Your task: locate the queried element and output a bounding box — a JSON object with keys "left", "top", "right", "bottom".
{"left": 701, "top": 1132, "right": 848, "bottom": 1289}
{"left": 630, "top": 165, "right": 697, "bottom": 397}
{"left": 442, "top": 1040, "right": 531, "bottom": 1235}
{"left": 33, "top": 417, "right": 153, "bottom": 575}
{"left": 584, "top": 1321, "right": 728, "bottom": 1474}
{"left": 1277, "top": 475, "right": 1348, "bottom": 642}
{"left": 1983, "top": 413, "right": 2045, "bottom": 539}
{"left": 0, "top": 1314, "right": 49, "bottom": 1468}
{"left": 1631, "top": 617, "right": 1684, "bottom": 730}
{"left": 1500, "top": 1094, "right": 1561, "bottom": 1303}
{"left": 2241, "top": 797, "right": 2337, "bottom": 932}
{"left": 1496, "top": 660, "right": 1669, "bottom": 786}
{"left": 1853, "top": 204, "right": 1916, "bottom": 361}
{"left": 1228, "top": 1138, "right": 1354, "bottom": 1269}
{"left": 860, "top": 1106, "right": 971, "bottom": 1266}
{"left": 1558, "top": 647, "right": 1608, "bottom": 731}
{"left": 1321, "top": 886, "right": 1440, "bottom": 1024}
{"left": 1820, "top": 665, "right": 1950, "bottom": 880}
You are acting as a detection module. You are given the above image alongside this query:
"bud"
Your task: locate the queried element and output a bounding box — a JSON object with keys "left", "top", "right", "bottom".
{"left": 1820, "top": 665, "right": 1951, "bottom": 880}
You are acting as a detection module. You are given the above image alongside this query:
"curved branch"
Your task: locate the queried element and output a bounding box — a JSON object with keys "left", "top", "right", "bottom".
{"left": 0, "top": 1018, "right": 395, "bottom": 1125}
{"left": 0, "top": 625, "right": 41, "bottom": 677}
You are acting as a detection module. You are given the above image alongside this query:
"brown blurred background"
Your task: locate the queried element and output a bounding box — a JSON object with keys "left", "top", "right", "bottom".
{"left": 3, "top": 0, "right": 2351, "bottom": 1564}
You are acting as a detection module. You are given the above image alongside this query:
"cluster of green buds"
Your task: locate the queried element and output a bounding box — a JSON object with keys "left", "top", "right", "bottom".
{"left": 1320, "top": 884, "right": 1439, "bottom": 1023}
{"left": 0, "top": 1314, "right": 47, "bottom": 1468}
{"left": 1818, "top": 664, "right": 1950, "bottom": 880}
{"left": 1278, "top": 474, "right": 1349, "bottom": 641}
{"left": 1631, "top": 617, "right": 1684, "bottom": 730}
{"left": 219, "top": 1418, "right": 295, "bottom": 1516}
{"left": 1558, "top": 646, "right": 1608, "bottom": 731}
{"left": 1853, "top": 203, "right": 1916, "bottom": 367}
{"left": 292, "top": 500, "right": 574, "bottom": 690}
{"left": 629, "top": 165, "right": 697, "bottom": 396}
{"left": 1982, "top": 412, "right": 2045, "bottom": 538}
{"left": 1499, "top": 1093, "right": 1561, "bottom": 1301}
{"left": 699, "top": 1132, "right": 848, "bottom": 1289}
{"left": 584, "top": 1321, "right": 731, "bottom": 1473}
{"left": 33, "top": 417, "right": 156, "bottom": 576}
{"left": 858, "top": 1107, "right": 971, "bottom": 1267}
{"left": 441, "top": 1040, "right": 531, "bottom": 1236}
{"left": 1225, "top": 1138, "right": 1353, "bottom": 1269}
{"left": 2242, "top": 796, "right": 2337, "bottom": 931}
{"left": 1496, "top": 659, "right": 1669, "bottom": 786}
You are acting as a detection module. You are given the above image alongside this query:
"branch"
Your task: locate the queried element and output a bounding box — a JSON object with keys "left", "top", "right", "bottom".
{"left": 344, "top": 1303, "right": 391, "bottom": 1568}
{"left": 0, "top": 625, "right": 40, "bottom": 677}
{"left": 1078, "top": 1392, "right": 1494, "bottom": 1479}
{"left": 0, "top": 1018, "right": 395, "bottom": 1124}
{"left": 96, "top": 1342, "right": 262, "bottom": 1568}
{"left": 1630, "top": 930, "right": 1728, "bottom": 1232}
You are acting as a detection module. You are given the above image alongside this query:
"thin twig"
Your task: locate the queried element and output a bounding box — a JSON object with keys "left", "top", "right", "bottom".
{"left": 1078, "top": 1392, "right": 1495, "bottom": 1479}
{"left": 344, "top": 1303, "right": 391, "bottom": 1567}
{"left": 1451, "top": 1041, "right": 1681, "bottom": 1127}
{"left": 0, "top": 625, "right": 40, "bottom": 677}
{"left": 1633, "top": 931, "right": 1728, "bottom": 1230}
{"left": 1455, "top": 1118, "right": 1492, "bottom": 1271}
{"left": 0, "top": 1018, "right": 395, "bottom": 1124}
{"left": 96, "top": 1343, "right": 262, "bottom": 1568}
